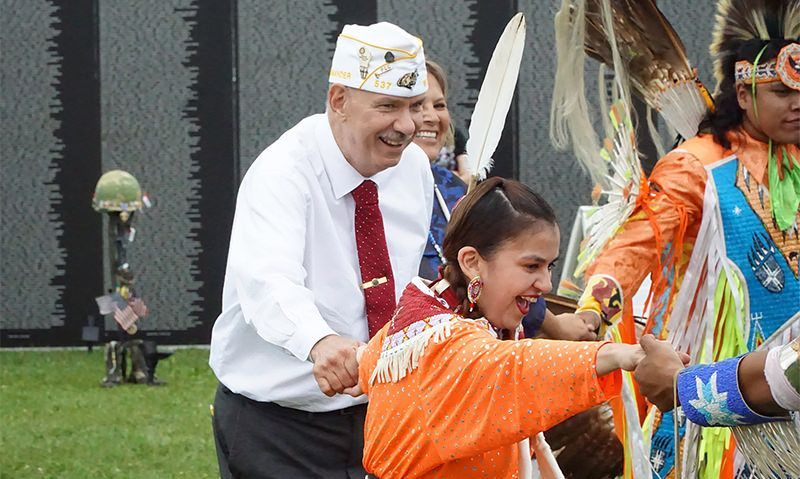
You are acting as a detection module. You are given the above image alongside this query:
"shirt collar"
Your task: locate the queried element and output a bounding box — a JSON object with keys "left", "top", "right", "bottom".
{"left": 315, "top": 116, "right": 399, "bottom": 199}
{"left": 409, "top": 277, "right": 497, "bottom": 338}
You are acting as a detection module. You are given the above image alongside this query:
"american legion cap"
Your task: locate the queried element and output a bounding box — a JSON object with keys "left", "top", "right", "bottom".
{"left": 329, "top": 22, "right": 428, "bottom": 98}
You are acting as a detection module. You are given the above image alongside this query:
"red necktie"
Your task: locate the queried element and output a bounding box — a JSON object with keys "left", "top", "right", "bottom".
{"left": 352, "top": 180, "right": 396, "bottom": 337}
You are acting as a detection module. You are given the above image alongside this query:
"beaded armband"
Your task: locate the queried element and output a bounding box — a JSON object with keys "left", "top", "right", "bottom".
{"left": 576, "top": 274, "right": 622, "bottom": 337}
{"left": 677, "top": 356, "right": 780, "bottom": 427}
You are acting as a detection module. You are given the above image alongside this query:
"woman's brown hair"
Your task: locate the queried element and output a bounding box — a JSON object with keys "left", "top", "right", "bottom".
{"left": 441, "top": 177, "right": 557, "bottom": 316}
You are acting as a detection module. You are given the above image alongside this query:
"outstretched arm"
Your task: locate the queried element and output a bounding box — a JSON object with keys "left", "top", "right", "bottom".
{"left": 230, "top": 163, "right": 360, "bottom": 396}
{"left": 577, "top": 152, "right": 708, "bottom": 333}
{"left": 634, "top": 334, "right": 796, "bottom": 422}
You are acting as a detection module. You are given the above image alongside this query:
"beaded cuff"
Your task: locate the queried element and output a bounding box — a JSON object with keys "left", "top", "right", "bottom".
{"left": 576, "top": 274, "right": 622, "bottom": 337}
{"left": 677, "top": 356, "right": 779, "bottom": 427}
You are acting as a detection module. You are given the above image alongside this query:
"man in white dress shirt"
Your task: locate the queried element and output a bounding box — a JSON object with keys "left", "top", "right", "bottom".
{"left": 209, "top": 22, "right": 433, "bottom": 478}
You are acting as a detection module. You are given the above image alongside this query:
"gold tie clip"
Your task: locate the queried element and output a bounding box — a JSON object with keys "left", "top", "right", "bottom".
{"left": 361, "top": 276, "right": 388, "bottom": 290}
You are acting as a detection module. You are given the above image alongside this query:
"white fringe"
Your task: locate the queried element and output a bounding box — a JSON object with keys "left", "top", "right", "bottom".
{"left": 666, "top": 154, "right": 748, "bottom": 361}
{"left": 369, "top": 318, "right": 453, "bottom": 386}
{"left": 732, "top": 418, "right": 800, "bottom": 478}
{"left": 620, "top": 370, "right": 651, "bottom": 478}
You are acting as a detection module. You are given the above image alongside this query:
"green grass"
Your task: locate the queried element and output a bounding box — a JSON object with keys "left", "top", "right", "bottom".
{"left": 0, "top": 348, "right": 219, "bottom": 478}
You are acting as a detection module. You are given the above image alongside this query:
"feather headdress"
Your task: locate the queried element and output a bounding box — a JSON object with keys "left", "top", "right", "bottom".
{"left": 464, "top": 13, "right": 526, "bottom": 193}
{"left": 551, "top": 0, "right": 712, "bottom": 174}
{"left": 710, "top": 0, "right": 800, "bottom": 93}
{"left": 587, "top": 0, "right": 713, "bottom": 142}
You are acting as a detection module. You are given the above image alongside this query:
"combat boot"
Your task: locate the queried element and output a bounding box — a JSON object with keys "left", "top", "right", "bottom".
{"left": 125, "top": 340, "right": 149, "bottom": 384}
{"left": 143, "top": 340, "right": 171, "bottom": 386}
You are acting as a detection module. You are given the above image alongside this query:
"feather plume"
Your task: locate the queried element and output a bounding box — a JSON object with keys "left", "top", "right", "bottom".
{"left": 551, "top": 0, "right": 645, "bottom": 277}
{"left": 710, "top": 0, "right": 800, "bottom": 93}
{"left": 551, "top": 0, "right": 710, "bottom": 186}
{"left": 583, "top": 0, "right": 712, "bottom": 140}
{"left": 550, "top": 0, "right": 606, "bottom": 186}
{"left": 573, "top": 99, "right": 642, "bottom": 278}
{"left": 465, "top": 13, "right": 526, "bottom": 192}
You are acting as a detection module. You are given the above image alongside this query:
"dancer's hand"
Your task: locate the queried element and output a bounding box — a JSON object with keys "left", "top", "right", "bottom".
{"left": 310, "top": 335, "right": 364, "bottom": 396}
{"left": 343, "top": 345, "right": 367, "bottom": 397}
{"left": 633, "top": 334, "right": 689, "bottom": 411}
{"left": 541, "top": 311, "right": 599, "bottom": 341}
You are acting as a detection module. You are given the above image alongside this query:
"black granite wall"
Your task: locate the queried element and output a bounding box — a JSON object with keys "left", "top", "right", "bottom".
{"left": 0, "top": 0, "right": 716, "bottom": 346}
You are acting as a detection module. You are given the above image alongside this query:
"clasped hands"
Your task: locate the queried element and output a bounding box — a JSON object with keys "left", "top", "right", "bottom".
{"left": 600, "top": 334, "right": 690, "bottom": 411}
{"left": 310, "top": 334, "right": 367, "bottom": 398}
{"left": 632, "top": 334, "right": 691, "bottom": 411}
{"left": 310, "top": 330, "right": 690, "bottom": 409}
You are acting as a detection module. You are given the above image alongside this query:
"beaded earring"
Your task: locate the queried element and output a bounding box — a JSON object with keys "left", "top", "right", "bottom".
{"left": 467, "top": 275, "right": 483, "bottom": 312}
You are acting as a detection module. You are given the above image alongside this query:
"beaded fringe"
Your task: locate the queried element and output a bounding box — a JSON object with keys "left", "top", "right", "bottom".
{"left": 369, "top": 319, "right": 453, "bottom": 385}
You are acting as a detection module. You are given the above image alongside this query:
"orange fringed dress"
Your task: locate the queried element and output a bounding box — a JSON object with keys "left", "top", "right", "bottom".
{"left": 359, "top": 278, "right": 621, "bottom": 479}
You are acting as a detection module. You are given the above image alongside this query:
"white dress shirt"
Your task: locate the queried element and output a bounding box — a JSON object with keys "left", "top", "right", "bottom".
{"left": 209, "top": 113, "right": 433, "bottom": 412}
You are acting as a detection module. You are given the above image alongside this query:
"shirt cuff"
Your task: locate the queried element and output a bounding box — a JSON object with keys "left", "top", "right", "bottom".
{"left": 593, "top": 342, "right": 623, "bottom": 400}
{"left": 284, "top": 320, "right": 338, "bottom": 362}
{"left": 764, "top": 340, "right": 800, "bottom": 411}
{"left": 677, "top": 356, "right": 785, "bottom": 427}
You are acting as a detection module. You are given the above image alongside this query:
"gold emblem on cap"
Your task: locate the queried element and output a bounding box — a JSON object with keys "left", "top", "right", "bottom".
{"left": 397, "top": 69, "right": 418, "bottom": 89}
{"left": 358, "top": 46, "right": 371, "bottom": 80}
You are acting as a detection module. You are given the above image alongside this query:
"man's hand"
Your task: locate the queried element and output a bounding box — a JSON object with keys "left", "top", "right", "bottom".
{"left": 310, "top": 335, "right": 364, "bottom": 397}
{"left": 540, "top": 310, "right": 599, "bottom": 341}
{"left": 633, "top": 334, "right": 690, "bottom": 412}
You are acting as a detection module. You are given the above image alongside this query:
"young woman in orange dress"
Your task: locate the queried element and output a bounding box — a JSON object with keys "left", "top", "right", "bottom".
{"left": 357, "top": 178, "right": 644, "bottom": 479}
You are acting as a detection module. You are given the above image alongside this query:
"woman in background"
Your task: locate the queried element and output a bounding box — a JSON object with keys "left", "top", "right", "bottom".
{"left": 414, "top": 60, "right": 467, "bottom": 281}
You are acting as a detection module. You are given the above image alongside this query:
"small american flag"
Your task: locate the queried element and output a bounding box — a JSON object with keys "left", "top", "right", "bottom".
{"left": 113, "top": 305, "right": 139, "bottom": 331}
{"left": 128, "top": 297, "right": 149, "bottom": 318}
